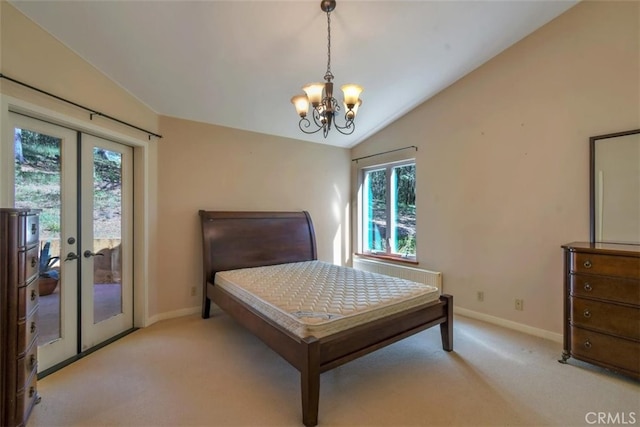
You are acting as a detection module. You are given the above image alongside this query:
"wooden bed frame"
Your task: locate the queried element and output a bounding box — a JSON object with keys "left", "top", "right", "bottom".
{"left": 199, "top": 210, "right": 453, "bottom": 426}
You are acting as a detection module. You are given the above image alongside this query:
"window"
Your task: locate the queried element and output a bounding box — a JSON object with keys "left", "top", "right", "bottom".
{"left": 361, "top": 160, "right": 416, "bottom": 260}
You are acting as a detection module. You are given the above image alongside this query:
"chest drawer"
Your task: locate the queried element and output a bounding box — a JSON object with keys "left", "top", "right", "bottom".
{"left": 19, "top": 214, "right": 39, "bottom": 248}
{"left": 17, "top": 341, "right": 38, "bottom": 393}
{"left": 15, "top": 370, "right": 38, "bottom": 426}
{"left": 570, "top": 297, "right": 640, "bottom": 339}
{"left": 570, "top": 326, "right": 640, "bottom": 376}
{"left": 572, "top": 252, "right": 640, "bottom": 277}
{"left": 570, "top": 274, "right": 640, "bottom": 306}
{"left": 16, "top": 310, "right": 38, "bottom": 357}
{"left": 18, "top": 279, "right": 39, "bottom": 320}
{"left": 17, "top": 246, "right": 39, "bottom": 286}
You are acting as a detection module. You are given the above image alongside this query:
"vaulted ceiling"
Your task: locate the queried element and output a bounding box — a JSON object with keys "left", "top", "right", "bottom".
{"left": 10, "top": 1, "right": 578, "bottom": 148}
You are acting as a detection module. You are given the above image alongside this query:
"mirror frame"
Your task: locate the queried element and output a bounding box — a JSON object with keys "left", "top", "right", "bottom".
{"left": 589, "top": 128, "right": 640, "bottom": 244}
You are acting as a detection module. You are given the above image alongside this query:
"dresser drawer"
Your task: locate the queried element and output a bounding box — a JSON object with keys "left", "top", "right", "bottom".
{"left": 571, "top": 326, "right": 640, "bottom": 376}
{"left": 18, "top": 278, "right": 39, "bottom": 320}
{"left": 572, "top": 252, "right": 640, "bottom": 278}
{"left": 571, "top": 297, "right": 640, "bottom": 339}
{"left": 15, "top": 370, "right": 38, "bottom": 426}
{"left": 571, "top": 274, "right": 640, "bottom": 306}
{"left": 16, "top": 311, "right": 38, "bottom": 357}
{"left": 19, "top": 214, "right": 39, "bottom": 248}
{"left": 17, "top": 246, "right": 39, "bottom": 286}
{"left": 17, "top": 341, "right": 38, "bottom": 393}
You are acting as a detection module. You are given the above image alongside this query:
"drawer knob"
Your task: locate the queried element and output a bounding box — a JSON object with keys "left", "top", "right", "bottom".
{"left": 584, "top": 339, "right": 592, "bottom": 349}
{"left": 31, "top": 289, "right": 37, "bottom": 301}
{"left": 29, "top": 386, "right": 36, "bottom": 398}
{"left": 31, "top": 257, "right": 38, "bottom": 268}
{"left": 583, "top": 309, "right": 591, "bottom": 318}
{"left": 30, "top": 322, "right": 37, "bottom": 334}
{"left": 30, "top": 354, "right": 37, "bottom": 369}
{"left": 584, "top": 283, "right": 592, "bottom": 292}
{"left": 583, "top": 260, "right": 592, "bottom": 269}
{"left": 31, "top": 223, "right": 37, "bottom": 235}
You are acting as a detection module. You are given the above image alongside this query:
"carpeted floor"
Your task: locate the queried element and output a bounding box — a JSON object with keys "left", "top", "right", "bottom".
{"left": 28, "top": 312, "right": 638, "bottom": 427}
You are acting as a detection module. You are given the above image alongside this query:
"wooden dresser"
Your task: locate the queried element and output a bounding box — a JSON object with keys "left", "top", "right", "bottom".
{"left": 1, "top": 208, "right": 41, "bottom": 427}
{"left": 561, "top": 242, "right": 640, "bottom": 379}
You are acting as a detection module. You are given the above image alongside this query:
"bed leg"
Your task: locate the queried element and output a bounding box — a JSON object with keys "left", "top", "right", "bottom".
{"left": 202, "top": 296, "right": 211, "bottom": 319}
{"left": 301, "top": 336, "right": 320, "bottom": 427}
{"left": 439, "top": 294, "right": 453, "bottom": 352}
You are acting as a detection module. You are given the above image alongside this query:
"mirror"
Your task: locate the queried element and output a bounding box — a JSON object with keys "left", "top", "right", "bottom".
{"left": 590, "top": 128, "right": 640, "bottom": 244}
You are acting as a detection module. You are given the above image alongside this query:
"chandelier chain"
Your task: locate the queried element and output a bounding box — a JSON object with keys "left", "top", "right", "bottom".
{"left": 325, "top": 10, "right": 334, "bottom": 82}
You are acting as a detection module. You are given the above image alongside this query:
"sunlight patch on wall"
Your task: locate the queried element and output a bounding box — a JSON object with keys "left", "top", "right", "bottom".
{"left": 333, "top": 224, "right": 342, "bottom": 265}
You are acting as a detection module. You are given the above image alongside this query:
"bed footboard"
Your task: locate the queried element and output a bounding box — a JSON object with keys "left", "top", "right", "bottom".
{"left": 301, "top": 293, "right": 453, "bottom": 427}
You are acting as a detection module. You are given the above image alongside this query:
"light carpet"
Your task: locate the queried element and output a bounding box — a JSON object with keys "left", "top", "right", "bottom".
{"left": 28, "top": 312, "right": 639, "bottom": 427}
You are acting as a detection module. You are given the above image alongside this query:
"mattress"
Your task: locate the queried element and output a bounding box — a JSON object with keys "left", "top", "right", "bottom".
{"left": 214, "top": 260, "right": 441, "bottom": 339}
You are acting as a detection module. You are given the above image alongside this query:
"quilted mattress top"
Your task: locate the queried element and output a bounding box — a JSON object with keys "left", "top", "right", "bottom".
{"left": 214, "top": 260, "right": 440, "bottom": 339}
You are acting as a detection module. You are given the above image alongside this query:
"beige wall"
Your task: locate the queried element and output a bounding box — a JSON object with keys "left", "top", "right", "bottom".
{"left": 0, "top": 2, "right": 158, "bottom": 136}
{"left": 351, "top": 1, "right": 640, "bottom": 334}
{"left": 156, "top": 116, "right": 351, "bottom": 315}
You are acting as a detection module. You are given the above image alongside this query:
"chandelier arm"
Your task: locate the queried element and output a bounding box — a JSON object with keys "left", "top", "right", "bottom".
{"left": 311, "top": 107, "right": 327, "bottom": 128}
{"left": 332, "top": 119, "right": 356, "bottom": 135}
{"left": 297, "top": 114, "right": 355, "bottom": 137}
{"left": 329, "top": 97, "right": 339, "bottom": 114}
{"left": 297, "top": 117, "right": 325, "bottom": 135}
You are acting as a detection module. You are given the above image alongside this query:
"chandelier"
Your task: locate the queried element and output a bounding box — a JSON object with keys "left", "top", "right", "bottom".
{"left": 291, "top": 0, "right": 363, "bottom": 138}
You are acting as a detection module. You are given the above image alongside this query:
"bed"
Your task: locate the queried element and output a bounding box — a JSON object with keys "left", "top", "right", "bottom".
{"left": 199, "top": 210, "right": 453, "bottom": 426}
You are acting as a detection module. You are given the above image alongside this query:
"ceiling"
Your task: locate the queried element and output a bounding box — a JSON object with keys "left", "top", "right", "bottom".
{"left": 9, "top": 0, "right": 578, "bottom": 148}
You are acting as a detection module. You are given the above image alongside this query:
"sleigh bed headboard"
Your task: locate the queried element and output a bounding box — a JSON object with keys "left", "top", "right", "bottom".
{"left": 198, "top": 210, "right": 317, "bottom": 284}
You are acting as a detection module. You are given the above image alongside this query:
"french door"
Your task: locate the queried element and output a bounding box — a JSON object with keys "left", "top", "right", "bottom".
{"left": 10, "top": 113, "right": 133, "bottom": 372}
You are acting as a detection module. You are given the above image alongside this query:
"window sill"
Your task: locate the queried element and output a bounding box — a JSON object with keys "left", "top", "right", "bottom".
{"left": 354, "top": 253, "right": 418, "bottom": 266}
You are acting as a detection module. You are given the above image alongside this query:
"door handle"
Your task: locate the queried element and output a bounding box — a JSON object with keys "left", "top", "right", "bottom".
{"left": 64, "top": 252, "right": 79, "bottom": 262}
{"left": 83, "top": 250, "right": 105, "bottom": 258}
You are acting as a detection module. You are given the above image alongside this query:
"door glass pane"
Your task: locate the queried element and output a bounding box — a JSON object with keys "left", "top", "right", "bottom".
{"left": 14, "top": 128, "right": 62, "bottom": 345}
{"left": 92, "top": 148, "right": 123, "bottom": 324}
{"left": 363, "top": 168, "right": 387, "bottom": 253}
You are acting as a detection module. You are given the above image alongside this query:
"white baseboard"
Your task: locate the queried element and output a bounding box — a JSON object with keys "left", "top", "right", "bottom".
{"left": 145, "top": 306, "right": 200, "bottom": 327}
{"left": 454, "top": 306, "right": 563, "bottom": 343}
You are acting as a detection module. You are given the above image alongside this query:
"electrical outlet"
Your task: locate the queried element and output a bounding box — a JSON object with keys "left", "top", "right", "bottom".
{"left": 515, "top": 299, "right": 524, "bottom": 311}
{"left": 190, "top": 286, "right": 196, "bottom": 297}
{"left": 477, "top": 291, "right": 484, "bottom": 302}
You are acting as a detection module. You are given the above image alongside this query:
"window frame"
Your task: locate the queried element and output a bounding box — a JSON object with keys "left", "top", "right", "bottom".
{"left": 358, "top": 158, "right": 417, "bottom": 262}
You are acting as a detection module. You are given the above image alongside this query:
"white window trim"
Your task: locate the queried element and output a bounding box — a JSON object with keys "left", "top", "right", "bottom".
{"left": 358, "top": 158, "right": 416, "bottom": 260}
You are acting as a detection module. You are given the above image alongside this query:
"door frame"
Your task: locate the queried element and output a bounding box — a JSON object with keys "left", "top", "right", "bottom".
{"left": 0, "top": 95, "right": 152, "bottom": 329}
